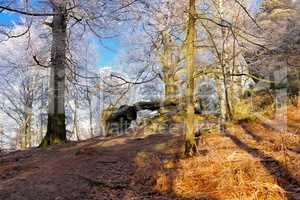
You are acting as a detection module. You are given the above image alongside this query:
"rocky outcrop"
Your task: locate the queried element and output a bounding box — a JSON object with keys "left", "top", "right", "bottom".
{"left": 102, "top": 100, "right": 180, "bottom": 136}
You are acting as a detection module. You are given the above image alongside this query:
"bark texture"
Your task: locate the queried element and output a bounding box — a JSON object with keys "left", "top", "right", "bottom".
{"left": 161, "top": 32, "right": 178, "bottom": 99}
{"left": 40, "top": 4, "right": 67, "bottom": 147}
{"left": 184, "top": 0, "right": 197, "bottom": 156}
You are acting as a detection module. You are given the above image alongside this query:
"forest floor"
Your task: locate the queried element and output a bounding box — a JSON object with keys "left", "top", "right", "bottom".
{"left": 0, "top": 105, "right": 299, "bottom": 200}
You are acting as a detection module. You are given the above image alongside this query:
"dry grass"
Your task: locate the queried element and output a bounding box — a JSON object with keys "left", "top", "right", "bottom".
{"left": 133, "top": 103, "right": 300, "bottom": 200}
{"left": 172, "top": 157, "right": 285, "bottom": 200}
{"left": 287, "top": 104, "right": 300, "bottom": 124}
{"left": 134, "top": 132, "right": 291, "bottom": 199}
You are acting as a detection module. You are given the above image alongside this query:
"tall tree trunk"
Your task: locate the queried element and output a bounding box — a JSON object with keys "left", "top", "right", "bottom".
{"left": 184, "top": 0, "right": 197, "bottom": 156}
{"left": 40, "top": 4, "right": 67, "bottom": 147}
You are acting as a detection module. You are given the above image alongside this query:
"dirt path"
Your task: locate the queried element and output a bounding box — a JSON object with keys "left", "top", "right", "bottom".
{"left": 0, "top": 134, "right": 189, "bottom": 200}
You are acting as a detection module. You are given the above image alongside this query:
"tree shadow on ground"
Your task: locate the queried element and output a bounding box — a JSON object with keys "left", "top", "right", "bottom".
{"left": 242, "top": 122, "right": 300, "bottom": 154}
{"left": 240, "top": 123, "right": 262, "bottom": 142}
{"left": 115, "top": 133, "right": 217, "bottom": 200}
{"left": 257, "top": 119, "right": 300, "bottom": 135}
{"left": 223, "top": 128, "right": 300, "bottom": 200}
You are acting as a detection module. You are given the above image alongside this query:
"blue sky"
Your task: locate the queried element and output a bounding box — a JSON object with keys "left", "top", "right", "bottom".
{"left": 98, "top": 0, "right": 263, "bottom": 67}
{"left": 250, "top": 0, "right": 263, "bottom": 13}
{"left": 0, "top": 12, "right": 120, "bottom": 68}
{"left": 96, "top": 38, "right": 120, "bottom": 68}
{"left": 0, "top": 0, "right": 262, "bottom": 68}
{"left": 0, "top": 12, "right": 20, "bottom": 25}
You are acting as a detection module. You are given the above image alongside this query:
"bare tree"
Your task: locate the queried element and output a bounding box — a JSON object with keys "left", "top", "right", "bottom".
{"left": 0, "top": 0, "right": 139, "bottom": 147}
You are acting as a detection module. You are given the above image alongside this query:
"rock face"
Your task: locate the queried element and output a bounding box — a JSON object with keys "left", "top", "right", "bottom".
{"left": 102, "top": 101, "right": 179, "bottom": 136}
{"left": 102, "top": 105, "right": 137, "bottom": 136}
{"left": 195, "top": 80, "right": 219, "bottom": 115}
{"left": 102, "top": 97, "right": 227, "bottom": 136}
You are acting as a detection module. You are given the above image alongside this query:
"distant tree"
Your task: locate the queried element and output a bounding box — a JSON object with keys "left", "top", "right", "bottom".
{"left": 245, "top": 0, "right": 300, "bottom": 104}
{"left": 0, "top": 25, "right": 48, "bottom": 148}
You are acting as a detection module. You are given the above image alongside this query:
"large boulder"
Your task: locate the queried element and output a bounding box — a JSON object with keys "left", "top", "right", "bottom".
{"left": 102, "top": 105, "right": 137, "bottom": 136}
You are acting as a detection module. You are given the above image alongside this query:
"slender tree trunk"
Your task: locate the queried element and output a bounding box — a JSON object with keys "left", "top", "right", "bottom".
{"left": 39, "top": 81, "right": 46, "bottom": 143}
{"left": 73, "top": 99, "right": 81, "bottom": 141}
{"left": 184, "top": 0, "right": 197, "bottom": 156}
{"left": 84, "top": 43, "right": 94, "bottom": 138}
{"left": 39, "top": 112, "right": 44, "bottom": 142}
{"left": 87, "top": 93, "right": 94, "bottom": 138}
{"left": 298, "top": 90, "right": 300, "bottom": 107}
{"left": 23, "top": 111, "right": 32, "bottom": 148}
{"left": 22, "top": 85, "right": 33, "bottom": 149}
{"left": 218, "top": 0, "right": 232, "bottom": 120}
{"left": 40, "top": 4, "right": 67, "bottom": 147}
{"left": 298, "top": 70, "right": 300, "bottom": 107}
{"left": 221, "top": 64, "right": 233, "bottom": 120}
{"left": 216, "top": 78, "right": 226, "bottom": 121}
{"left": 161, "top": 32, "right": 175, "bottom": 99}
{"left": 0, "top": 126, "right": 3, "bottom": 150}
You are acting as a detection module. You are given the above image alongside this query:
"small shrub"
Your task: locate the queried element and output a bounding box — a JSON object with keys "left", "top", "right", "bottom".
{"left": 233, "top": 100, "right": 256, "bottom": 122}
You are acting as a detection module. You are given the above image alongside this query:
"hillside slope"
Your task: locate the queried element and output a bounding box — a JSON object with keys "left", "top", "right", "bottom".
{"left": 0, "top": 108, "right": 299, "bottom": 200}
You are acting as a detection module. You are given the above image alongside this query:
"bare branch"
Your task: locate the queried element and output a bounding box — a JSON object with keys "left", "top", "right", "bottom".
{"left": 0, "top": 5, "right": 57, "bottom": 16}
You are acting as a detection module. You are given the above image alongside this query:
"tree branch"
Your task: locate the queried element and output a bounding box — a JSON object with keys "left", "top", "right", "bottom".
{"left": 0, "top": 5, "right": 57, "bottom": 16}
{"left": 33, "top": 56, "right": 48, "bottom": 68}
